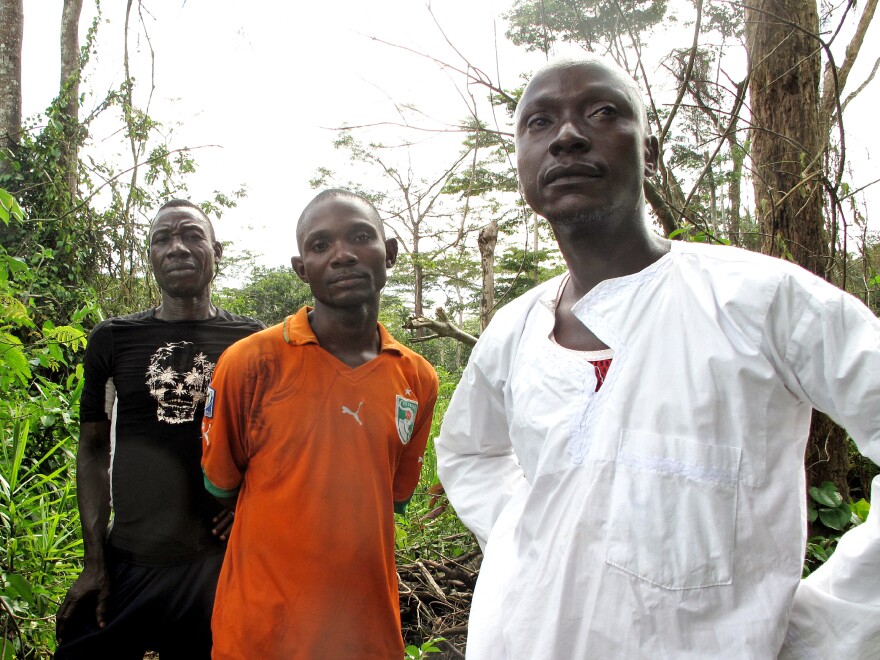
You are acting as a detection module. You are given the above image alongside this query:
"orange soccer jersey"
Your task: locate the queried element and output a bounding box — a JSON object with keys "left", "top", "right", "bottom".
{"left": 201, "top": 308, "right": 438, "bottom": 659}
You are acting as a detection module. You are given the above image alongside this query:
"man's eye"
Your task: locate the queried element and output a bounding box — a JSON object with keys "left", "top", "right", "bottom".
{"left": 312, "top": 242, "right": 328, "bottom": 252}
{"left": 527, "top": 116, "right": 550, "bottom": 129}
{"left": 355, "top": 233, "right": 372, "bottom": 242}
{"left": 592, "top": 106, "right": 617, "bottom": 117}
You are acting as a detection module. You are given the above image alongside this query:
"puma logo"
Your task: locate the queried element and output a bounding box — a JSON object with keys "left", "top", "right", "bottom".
{"left": 341, "top": 401, "right": 364, "bottom": 426}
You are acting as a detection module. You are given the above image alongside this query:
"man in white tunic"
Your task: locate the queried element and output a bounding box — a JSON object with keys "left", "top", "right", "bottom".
{"left": 436, "top": 56, "right": 880, "bottom": 658}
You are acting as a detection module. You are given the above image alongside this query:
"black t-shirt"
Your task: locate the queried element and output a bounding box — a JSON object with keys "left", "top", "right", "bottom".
{"left": 80, "top": 308, "right": 263, "bottom": 563}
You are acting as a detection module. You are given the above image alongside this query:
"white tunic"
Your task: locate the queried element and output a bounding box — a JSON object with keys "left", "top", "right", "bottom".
{"left": 436, "top": 241, "right": 880, "bottom": 659}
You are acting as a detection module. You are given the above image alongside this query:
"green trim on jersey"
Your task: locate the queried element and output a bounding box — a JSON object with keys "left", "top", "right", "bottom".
{"left": 203, "top": 469, "right": 240, "bottom": 499}
{"left": 393, "top": 497, "right": 412, "bottom": 515}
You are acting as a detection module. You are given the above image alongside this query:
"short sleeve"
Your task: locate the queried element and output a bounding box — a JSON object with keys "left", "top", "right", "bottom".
{"left": 201, "top": 347, "right": 250, "bottom": 498}
{"left": 79, "top": 321, "right": 114, "bottom": 422}
{"left": 392, "top": 365, "right": 439, "bottom": 507}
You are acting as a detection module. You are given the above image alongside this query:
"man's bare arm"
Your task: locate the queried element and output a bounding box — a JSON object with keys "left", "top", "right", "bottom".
{"left": 56, "top": 421, "right": 112, "bottom": 639}
{"left": 211, "top": 494, "right": 239, "bottom": 541}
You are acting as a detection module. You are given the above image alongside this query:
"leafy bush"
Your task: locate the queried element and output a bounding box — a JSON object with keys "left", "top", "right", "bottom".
{"left": 1, "top": 208, "right": 90, "bottom": 658}
{"left": 804, "top": 480, "right": 871, "bottom": 577}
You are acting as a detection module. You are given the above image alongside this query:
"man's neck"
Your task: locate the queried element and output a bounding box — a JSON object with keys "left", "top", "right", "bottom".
{"left": 308, "top": 302, "right": 382, "bottom": 369}
{"left": 553, "top": 218, "right": 670, "bottom": 300}
{"left": 154, "top": 291, "right": 216, "bottom": 321}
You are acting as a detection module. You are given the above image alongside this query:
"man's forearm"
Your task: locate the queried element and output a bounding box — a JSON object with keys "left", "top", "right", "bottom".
{"left": 76, "top": 421, "right": 112, "bottom": 566}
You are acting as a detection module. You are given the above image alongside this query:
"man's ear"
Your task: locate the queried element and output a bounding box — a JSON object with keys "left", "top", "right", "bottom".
{"left": 644, "top": 134, "right": 659, "bottom": 177}
{"left": 384, "top": 238, "right": 399, "bottom": 268}
{"left": 213, "top": 241, "right": 223, "bottom": 263}
{"left": 291, "top": 256, "right": 309, "bottom": 283}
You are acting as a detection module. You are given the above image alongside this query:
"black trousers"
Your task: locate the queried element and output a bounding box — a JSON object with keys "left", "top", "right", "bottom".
{"left": 54, "top": 550, "right": 224, "bottom": 660}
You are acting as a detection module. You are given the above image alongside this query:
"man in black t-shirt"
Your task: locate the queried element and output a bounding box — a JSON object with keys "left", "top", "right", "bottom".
{"left": 55, "top": 200, "right": 263, "bottom": 660}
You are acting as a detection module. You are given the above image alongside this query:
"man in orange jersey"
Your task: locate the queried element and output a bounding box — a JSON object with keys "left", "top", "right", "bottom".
{"left": 201, "top": 189, "right": 439, "bottom": 658}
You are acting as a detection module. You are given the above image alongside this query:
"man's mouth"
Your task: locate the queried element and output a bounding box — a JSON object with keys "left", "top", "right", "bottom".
{"left": 330, "top": 272, "right": 368, "bottom": 285}
{"left": 166, "top": 263, "right": 198, "bottom": 274}
{"left": 544, "top": 163, "right": 603, "bottom": 186}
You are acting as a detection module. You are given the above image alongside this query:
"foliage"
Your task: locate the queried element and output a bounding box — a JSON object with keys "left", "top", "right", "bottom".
{"left": 803, "top": 480, "right": 871, "bottom": 577}
{"left": 505, "top": 0, "right": 670, "bottom": 55}
{"left": 217, "top": 264, "right": 313, "bottom": 326}
{"left": 494, "top": 245, "right": 566, "bottom": 306}
{"left": 404, "top": 637, "right": 445, "bottom": 658}
{"left": 395, "top": 367, "right": 477, "bottom": 562}
{"left": 0, "top": 210, "right": 90, "bottom": 658}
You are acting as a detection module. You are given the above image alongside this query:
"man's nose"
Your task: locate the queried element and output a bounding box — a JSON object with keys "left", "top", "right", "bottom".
{"left": 549, "top": 119, "right": 591, "bottom": 155}
{"left": 166, "top": 235, "right": 191, "bottom": 255}
{"left": 330, "top": 242, "right": 358, "bottom": 266}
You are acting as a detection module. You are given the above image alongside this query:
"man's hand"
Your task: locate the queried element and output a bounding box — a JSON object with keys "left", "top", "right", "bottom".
{"left": 212, "top": 509, "right": 235, "bottom": 541}
{"left": 56, "top": 563, "right": 111, "bottom": 642}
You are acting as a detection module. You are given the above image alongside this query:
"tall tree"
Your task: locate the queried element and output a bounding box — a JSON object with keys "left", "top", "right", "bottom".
{"left": 59, "top": 0, "right": 84, "bottom": 200}
{"left": 0, "top": 0, "right": 23, "bottom": 182}
{"left": 745, "top": 0, "right": 878, "bottom": 497}
{"left": 746, "top": 0, "right": 826, "bottom": 274}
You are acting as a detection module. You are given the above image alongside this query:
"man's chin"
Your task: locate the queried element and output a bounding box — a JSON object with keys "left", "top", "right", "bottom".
{"left": 547, "top": 205, "right": 615, "bottom": 227}
{"left": 161, "top": 283, "right": 210, "bottom": 299}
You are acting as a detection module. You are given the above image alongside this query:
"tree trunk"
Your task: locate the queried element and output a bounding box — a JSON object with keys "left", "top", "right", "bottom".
{"left": 727, "top": 133, "right": 744, "bottom": 246}
{"left": 745, "top": 0, "right": 849, "bottom": 498}
{"left": 60, "top": 0, "right": 83, "bottom": 201}
{"left": 478, "top": 220, "right": 498, "bottom": 330}
{"left": 0, "top": 0, "right": 23, "bottom": 183}
{"left": 746, "top": 0, "right": 826, "bottom": 272}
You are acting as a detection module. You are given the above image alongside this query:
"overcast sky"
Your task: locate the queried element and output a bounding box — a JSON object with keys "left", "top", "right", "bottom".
{"left": 20, "top": 0, "right": 880, "bottom": 274}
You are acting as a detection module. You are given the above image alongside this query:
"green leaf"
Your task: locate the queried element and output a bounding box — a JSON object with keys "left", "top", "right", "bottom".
{"left": 1, "top": 294, "right": 33, "bottom": 327}
{"left": 0, "top": 188, "right": 25, "bottom": 225}
{"left": 6, "top": 573, "right": 34, "bottom": 604}
{"left": 1, "top": 637, "right": 14, "bottom": 660}
{"left": 0, "top": 335, "right": 32, "bottom": 383}
{"left": 818, "top": 502, "right": 851, "bottom": 531}
{"left": 809, "top": 481, "right": 842, "bottom": 508}
{"left": 806, "top": 503, "right": 818, "bottom": 523}
{"left": 851, "top": 498, "right": 871, "bottom": 524}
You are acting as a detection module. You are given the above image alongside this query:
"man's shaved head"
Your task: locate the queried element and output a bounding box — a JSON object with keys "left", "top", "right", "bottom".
{"left": 515, "top": 56, "right": 650, "bottom": 129}
{"left": 296, "top": 189, "right": 384, "bottom": 251}
{"left": 150, "top": 199, "right": 216, "bottom": 242}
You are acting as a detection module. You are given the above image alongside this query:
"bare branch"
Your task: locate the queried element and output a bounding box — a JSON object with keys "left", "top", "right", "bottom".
{"left": 404, "top": 307, "right": 477, "bottom": 347}
{"left": 661, "top": 0, "right": 704, "bottom": 141}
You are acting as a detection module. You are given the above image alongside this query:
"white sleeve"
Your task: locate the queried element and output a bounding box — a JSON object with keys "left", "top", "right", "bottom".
{"left": 436, "top": 340, "right": 527, "bottom": 550}
{"left": 769, "top": 273, "right": 880, "bottom": 658}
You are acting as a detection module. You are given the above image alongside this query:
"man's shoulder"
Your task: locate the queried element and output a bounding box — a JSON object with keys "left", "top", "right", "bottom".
{"left": 383, "top": 329, "right": 436, "bottom": 373}
{"left": 103, "top": 308, "right": 155, "bottom": 324}
{"left": 216, "top": 321, "right": 283, "bottom": 360}
{"left": 212, "top": 308, "right": 265, "bottom": 331}
{"left": 375, "top": 327, "right": 438, "bottom": 395}
{"left": 670, "top": 241, "right": 843, "bottom": 300}
{"left": 482, "top": 275, "right": 562, "bottom": 340}
{"left": 673, "top": 241, "right": 805, "bottom": 277}
{"left": 86, "top": 309, "right": 153, "bottom": 341}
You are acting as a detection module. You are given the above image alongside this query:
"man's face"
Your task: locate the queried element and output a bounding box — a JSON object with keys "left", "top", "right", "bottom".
{"left": 149, "top": 207, "right": 221, "bottom": 299}
{"left": 291, "top": 197, "right": 397, "bottom": 309}
{"left": 514, "top": 61, "right": 658, "bottom": 228}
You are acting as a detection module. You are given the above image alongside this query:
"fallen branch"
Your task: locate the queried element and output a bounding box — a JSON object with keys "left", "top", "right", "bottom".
{"left": 404, "top": 307, "right": 478, "bottom": 347}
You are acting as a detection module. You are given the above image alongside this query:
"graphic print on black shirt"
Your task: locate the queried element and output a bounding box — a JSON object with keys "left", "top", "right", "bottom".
{"left": 145, "top": 342, "right": 216, "bottom": 424}
{"left": 79, "top": 309, "right": 263, "bottom": 563}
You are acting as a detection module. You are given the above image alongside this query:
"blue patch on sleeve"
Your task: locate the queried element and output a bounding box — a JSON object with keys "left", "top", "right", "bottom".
{"left": 204, "top": 386, "right": 215, "bottom": 418}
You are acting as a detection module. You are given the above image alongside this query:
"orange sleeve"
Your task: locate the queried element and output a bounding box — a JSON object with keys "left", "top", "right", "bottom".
{"left": 393, "top": 366, "right": 439, "bottom": 505}
{"left": 202, "top": 347, "right": 250, "bottom": 498}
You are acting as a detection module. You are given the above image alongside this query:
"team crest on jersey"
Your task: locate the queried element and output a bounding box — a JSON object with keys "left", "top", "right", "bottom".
{"left": 396, "top": 395, "right": 418, "bottom": 445}
{"left": 204, "top": 386, "right": 216, "bottom": 418}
